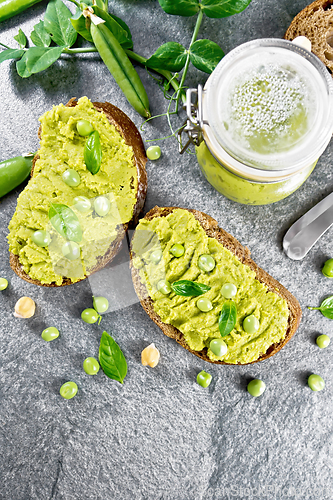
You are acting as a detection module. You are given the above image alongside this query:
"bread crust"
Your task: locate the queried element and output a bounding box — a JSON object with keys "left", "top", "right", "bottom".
{"left": 130, "top": 206, "right": 302, "bottom": 365}
{"left": 284, "top": 0, "right": 333, "bottom": 75}
{"left": 9, "top": 99, "right": 147, "bottom": 287}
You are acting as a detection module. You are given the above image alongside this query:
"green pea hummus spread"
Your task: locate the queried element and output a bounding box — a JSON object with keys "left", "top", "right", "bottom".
{"left": 8, "top": 97, "right": 137, "bottom": 285}
{"left": 132, "top": 209, "right": 289, "bottom": 364}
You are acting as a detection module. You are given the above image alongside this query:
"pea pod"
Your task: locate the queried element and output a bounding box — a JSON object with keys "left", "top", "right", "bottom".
{"left": 90, "top": 22, "right": 150, "bottom": 118}
{"left": 0, "top": 154, "right": 34, "bottom": 198}
{"left": 0, "top": 0, "right": 42, "bottom": 23}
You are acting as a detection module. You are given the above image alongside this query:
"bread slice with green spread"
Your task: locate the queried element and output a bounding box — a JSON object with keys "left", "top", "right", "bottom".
{"left": 8, "top": 97, "right": 147, "bottom": 287}
{"left": 130, "top": 207, "right": 302, "bottom": 365}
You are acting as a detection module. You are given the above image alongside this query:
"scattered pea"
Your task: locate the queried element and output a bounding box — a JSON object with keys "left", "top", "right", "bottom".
{"left": 81, "top": 308, "right": 100, "bottom": 324}
{"left": 62, "top": 168, "right": 81, "bottom": 187}
{"left": 62, "top": 241, "right": 80, "bottom": 261}
{"left": 170, "top": 244, "right": 184, "bottom": 258}
{"left": 198, "top": 254, "right": 215, "bottom": 272}
{"left": 308, "top": 374, "right": 325, "bottom": 392}
{"left": 149, "top": 249, "right": 163, "bottom": 264}
{"left": 146, "top": 145, "right": 161, "bottom": 160}
{"left": 210, "top": 338, "right": 228, "bottom": 357}
{"left": 141, "top": 343, "right": 160, "bottom": 367}
{"left": 60, "top": 381, "right": 78, "bottom": 400}
{"left": 0, "top": 278, "right": 8, "bottom": 290}
{"left": 316, "top": 334, "right": 330, "bottom": 349}
{"left": 221, "top": 283, "right": 237, "bottom": 299}
{"left": 77, "top": 120, "right": 94, "bottom": 136}
{"left": 31, "top": 230, "right": 51, "bottom": 248}
{"left": 243, "top": 315, "right": 260, "bottom": 334}
{"left": 83, "top": 357, "right": 100, "bottom": 375}
{"left": 73, "top": 196, "right": 91, "bottom": 213}
{"left": 14, "top": 297, "right": 36, "bottom": 318}
{"left": 322, "top": 258, "right": 333, "bottom": 278}
{"left": 42, "top": 327, "right": 59, "bottom": 342}
{"left": 157, "top": 279, "right": 171, "bottom": 294}
{"left": 93, "top": 296, "right": 109, "bottom": 314}
{"left": 94, "top": 196, "right": 110, "bottom": 216}
{"left": 196, "top": 370, "right": 212, "bottom": 388}
{"left": 196, "top": 297, "right": 213, "bottom": 312}
{"left": 247, "top": 379, "right": 266, "bottom": 397}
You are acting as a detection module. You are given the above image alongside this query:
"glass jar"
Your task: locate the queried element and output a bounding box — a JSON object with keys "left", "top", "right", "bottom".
{"left": 181, "top": 39, "right": 333, "bottom": 205}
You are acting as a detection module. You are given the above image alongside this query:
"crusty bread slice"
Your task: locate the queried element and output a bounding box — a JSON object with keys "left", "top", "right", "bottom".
{"left": 130, "top": 206, "right": 302, "bottom": 365}
{"left": 284, "top": 0, "right": 333, "bottom": 75}
{"left": 10, "top": 99, "right": 147, "bottom": 287}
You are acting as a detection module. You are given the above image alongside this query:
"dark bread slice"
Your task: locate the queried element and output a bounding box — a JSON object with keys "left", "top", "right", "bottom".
{"left": 10, "top": 99, "right": 147, "bottom": 287}
{"left": 284, "top": 0, "right": 333, "bottom": 75}
{"left": 130, "top": 206, "right": 302, "bottom": 365}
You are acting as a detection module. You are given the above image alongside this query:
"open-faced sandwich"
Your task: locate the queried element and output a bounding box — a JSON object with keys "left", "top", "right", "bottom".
{"left": 130, "top": 207, "right": 302, "bottom": 365}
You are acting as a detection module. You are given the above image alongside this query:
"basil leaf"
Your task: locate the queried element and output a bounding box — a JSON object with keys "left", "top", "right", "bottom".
{"left": 218, "top": 301, "right": 237, "bottom": 337}
{"left": 44, "top": 0, "right": 77, "bottom": 47}
{"left": 158, "top": 0, "right": 200, "bottom": 16}
{"left": 0, "top": 49, "right": 24, "bottom": 64}
{"left": 70, "top": 10, "right": 93, "bottom": 43}
{"left": 48, "top": 203, "right": 82, "bottom": 243}
{"left": 171, "top": 280, "right": 211, "bottom": 296}
{"left": 99, "top": 331, "right": 128, "bottom": 384}
{"left": 201, "top": 0, "right": 252, "bottom": 18}
{"left": 309, "top": 295, "right": 333, "bottom": 319}
{"left": 84, "top": 131, "right": 102, "bottom": 175}
{"left": 21, "top": 46, "right": 64, "bottom": 75}
{"left": 30, "top": 21, "right": 52, "bottom": 47}
{"left": 14, "top": 29, "right": 27, "bottom": 49}
{"left": 93, "top": 6, "right": 133, "bottom": 49}
{"left": 190, "top": 39, "right": 224, "bottom": 73}
{"left": 146, "top": 42, "right": 187, "bottom": 72}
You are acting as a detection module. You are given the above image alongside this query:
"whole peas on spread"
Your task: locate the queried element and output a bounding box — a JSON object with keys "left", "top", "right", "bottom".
{"left": 197, "top": 370, "right": 212, "bottom": 388}
{"left": 221, "top": 283, "right": 237, "bottom": 299}
{"left": 62, "top": 241, "right": 80, "bottom": 261}
{"left": 243, "top": 315, "right": 260, "bottom": 334}
{"left": 198, "top": 254, "right": 215, "bottom": 272}
{"left": 93, "top": 296, "right": 109, "bottom": 314}
{"left": 60, "top": 382, "right": 78, "bottom": 400}
{"left": 73, "top": 196, "right": 91, "bottom": 213}
{"left": 42, "top": 327, "right": 59, "bottom": 342}
{"left": 157, "top": 279, "right": 171, "bottom": 294}
{"left": 31, "top": 230, "right": 51, "bottom": 248}
{"left": 0, "top": 278, "right": 8, "bottom": 290}
{"left": 94, "top": 196, "right": 111, "bottom": 216}
{"left": 247, "top": 379, "right": 266, "bottom": 397}
{"left": 62, "top": 169, "right": 81, "bottom": 187}
{"left": 146, "top": 146, "right": 161, "bottom": 160}
{"left": 316, "top": 334, "right": 330, "bottom": 348}
{"left": 76, "top": 120, "right": 94, "bottom": 136}
{"left": 83, "top": 357, "right": 100, "bottom": 375}
{"left": 210, "top": 338, "right": 228, "bottom": 357}
{"left": 150, "top": 249, "right": 163, "bottom": 264}
{"left": 308, "top": 374, "right": 325, "bottom": 391}
{"left": 170, "top": 243, "right": 185, "bottom": 257}
{"left": 81, "top": 308, "right": 100, "bottom": 324}
{"left": 196, "top": 297, "right": 213, "bottom": 312}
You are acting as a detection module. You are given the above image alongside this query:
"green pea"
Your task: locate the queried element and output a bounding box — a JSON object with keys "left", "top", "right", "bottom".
{"left": 73, "top": 196, "right": 91, "bottom": 213}
{"left": 81, "top": 308, "right": 100, "bottom": 324}
{"left": 308, "top": 374, "right": 325, "bottom": 392}
{"left": 76, "top": 120, "right": 94, "bottom": 136}
{"left": 196, "top": 297, "right": 213, "bottom": 312}
{"left": 146, "top": 146, "right": 161, "bottom": 160}
{"left": 93, "top": 296, "right": 109, "bottom": 314}
{"left": 170, "top": 243, "right": 184, "bottom": 258}
{"left": 31, "top": 230, "right": 51, "bottom": 248}
{"left": 247, "top": 379, "right": 266, "bottom": 397}
{"left": 196, "top": 370, "right": 212, "bottom": 388}
{"left": 150, "top": 249, "right": 163, "bottom": 264}
{"left": 62, "top": 169, "right": 81, "bottom": 187}
{"left": 316, "top": 334, "right": 330, "bottom": 349}
{"left": 157, "top": 279, "right": 171, "bottom": 294}
{"left": 198, "top": 254, "right": 215, "bottom": 272}
{"left": 83, "top": 357, "right": 100, "bottom": 375}
{"left": 62, "top": 241, "right": 80, "bottom": 261}
{"left": 94, "top": 196, "right": 110, "bottom": 216}
{"left": 243, "top": 315, "right": 260, "bottom": 334}
{"left": 41, "top": 327, "right": 59, "bottom": 342}
{"left": 210, "top": 338, "right": 227, "bottom": 357}
{"left": 0, "top": 278, "right": 8, "bottom": 290}
{"left": 322, "top": 258, "right": 333, "bottom": 278}
{"left": 221, "top": 283, "right": 237, "bottom": 299}
{"left": 60, "top": 381, "right": 78, "bottom": 400}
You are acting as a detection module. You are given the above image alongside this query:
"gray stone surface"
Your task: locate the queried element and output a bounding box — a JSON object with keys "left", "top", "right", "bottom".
{"left": 1, "top": 1, "right": 333, "bottom": 499}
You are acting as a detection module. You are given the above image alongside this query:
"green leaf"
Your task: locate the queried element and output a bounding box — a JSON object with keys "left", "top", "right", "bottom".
{"left": 30, "top": 21, "right": 51, "bottom": 47}
{"left": 190, "top": 39, "right": 224, "bottom": 73}
{"left": 16, "top": 52, "right": 32, "bottom": 78}
{"left": 84, "top": 131, "right": 102, "bottom": 175}
{"left": 48, "top": 203, "right": 82, "bottom": 243}
{"left": 201, "top": 0, "right": 252, "bottom": 18}
{"left": 14, "top": 29, "right": 27, "bottom": 49}
{"left": 94, "top": 0, "right": 108, "bottom": 11}
{"left": 158, "top": 0, "right": 200, "bottom": 16}
{"left": 146, "top": 42, "right": 187, "bottom": 72}
{"left": 171, "top": 280, "right": 211, "bottom": 296}
{"left": 99, "top": 331, "right": 128, "bottom": 384}
{"left": 308, "top": 295, "right": 333, "bottom": 319}
{"left": 44, "top": 0, "right": 77, "bottom": 47}
{"left": 93, "top": 6, "right": 133, "bottom": 49}
{"left": 70, "top": 10, "right": 93, "bottom": 43}
{"left": 108, "top": 14, "right": 133, "bottom": 50}
{"left": 21, "top": 46, "right": 64, "bottom": 75}
{"left": 218, "top": 301, "right": 237, "bottom": 337}
{"left": 0, "top": 49, "right": 24, "bottom": 64}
